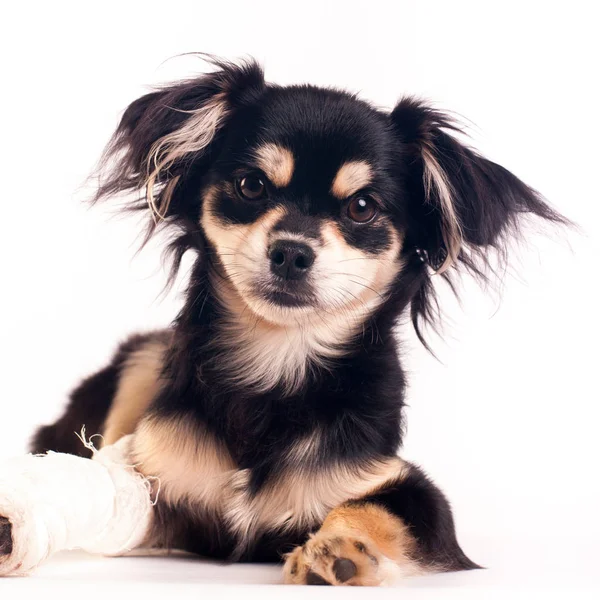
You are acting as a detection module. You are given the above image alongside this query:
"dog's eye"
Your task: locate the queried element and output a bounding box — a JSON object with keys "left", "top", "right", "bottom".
{"left": 347, "top": 196, "right": 378, "bottom": 223}
{"left": 236, "top": 175, "right": 266, "bottom": 200}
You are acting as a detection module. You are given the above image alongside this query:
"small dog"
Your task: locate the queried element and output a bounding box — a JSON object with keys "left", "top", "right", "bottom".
{"left": 5, "top": 58, "right": 565, "bottom": 585}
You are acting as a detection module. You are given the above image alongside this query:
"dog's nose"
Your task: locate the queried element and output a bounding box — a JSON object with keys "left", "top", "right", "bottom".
{"left": 269, "top": 240, "right": 315, "bottom": 280}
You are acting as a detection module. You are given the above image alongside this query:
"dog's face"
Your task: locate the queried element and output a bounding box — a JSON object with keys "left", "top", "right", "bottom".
{"left": 200, "top": 87, "right": 405, "bottom": 325}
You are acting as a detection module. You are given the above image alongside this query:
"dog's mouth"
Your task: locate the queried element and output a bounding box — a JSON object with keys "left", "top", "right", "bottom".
{"left": 258, "top": 277, "right": 316, "bottom": 308}
{"left": 262, "top": 289, "right": 313, "bottom": 308}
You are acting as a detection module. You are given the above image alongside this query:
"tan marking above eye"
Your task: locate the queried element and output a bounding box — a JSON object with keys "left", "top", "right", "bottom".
{"left": 254, "top": 143, "right": 295, "bottom": 188}
{"left": 331, "top": 161, "right": 373, "bottom": 200}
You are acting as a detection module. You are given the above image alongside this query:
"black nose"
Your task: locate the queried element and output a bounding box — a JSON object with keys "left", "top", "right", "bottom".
{"left": 269, "top": 240, "right": 315, "bottom": 280}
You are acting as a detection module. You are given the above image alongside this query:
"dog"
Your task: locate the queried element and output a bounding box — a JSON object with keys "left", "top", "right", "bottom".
{"left": 2, "top": 57, "right": 565, "bottom": 586}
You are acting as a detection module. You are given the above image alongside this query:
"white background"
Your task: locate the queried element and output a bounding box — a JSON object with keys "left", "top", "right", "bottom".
{"left": 1, "top": 0, "right": 599, "bottom": 597}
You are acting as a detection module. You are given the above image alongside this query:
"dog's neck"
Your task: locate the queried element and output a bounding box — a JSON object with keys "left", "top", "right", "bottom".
{"left": 207, "top": 273, "right": 378, "bottom": 396}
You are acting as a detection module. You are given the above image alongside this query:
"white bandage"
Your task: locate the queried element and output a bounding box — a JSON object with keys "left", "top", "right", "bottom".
{"left": 0, "top": 435, "right": 153, "bottom": 576}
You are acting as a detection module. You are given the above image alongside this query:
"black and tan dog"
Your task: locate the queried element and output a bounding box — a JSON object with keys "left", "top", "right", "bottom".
{"left": 5, "top": 58, "right": 564, "bottom": 585}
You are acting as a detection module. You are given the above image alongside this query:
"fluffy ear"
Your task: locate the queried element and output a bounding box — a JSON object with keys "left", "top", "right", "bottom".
{"left": 94, "top": 57, "right": 265, "bottom": 224}
{"left": 391, "top": 97, "right": 566, "bottom": 274}
{"left": 391, "top": 97, "right": 569, "bottom": 349}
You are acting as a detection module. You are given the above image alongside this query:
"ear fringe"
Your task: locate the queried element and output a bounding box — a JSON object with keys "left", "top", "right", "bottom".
{"left": 393, "top": 96, "right": 573, "bottom": 350}
{"left": 145, "top": 93, "right": 229, "bottom": 222}
{"left": 415, "top": 203, "right": 571, "bottom": 354}
{"left": 90, "top": 55, "right": 263, "bottom": 218}
{"left": 421, "top": 145, "right": 463, "bottom": 273}
{"left": 393, "top": 96, "right": 467, "bottom": 273}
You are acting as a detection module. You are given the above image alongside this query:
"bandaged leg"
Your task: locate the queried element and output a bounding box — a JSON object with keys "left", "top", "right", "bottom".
{"left": 0, "top": 434, "right": 153, "bottom": 576}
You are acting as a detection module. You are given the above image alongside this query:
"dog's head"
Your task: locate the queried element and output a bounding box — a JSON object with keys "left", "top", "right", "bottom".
{"left": 96, "top": 58, "right": 564, "bottom": 338}
{"left": 199, "top": 81, "right": 410, "bottom": 328}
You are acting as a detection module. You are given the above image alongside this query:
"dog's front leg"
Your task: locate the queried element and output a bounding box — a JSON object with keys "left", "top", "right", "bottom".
{"left": 0, "top": 435, "right": 153, "bottom": 576}
{"left": 283, "top": 462, "right": 478, "bottom": 586}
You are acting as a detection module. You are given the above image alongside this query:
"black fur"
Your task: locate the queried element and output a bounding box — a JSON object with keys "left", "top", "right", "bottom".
{"left": 356, "top": 465, "right": 479, "bottom": 570}
{"left": 30, "top": 57, "right": 566, "bottom": 573}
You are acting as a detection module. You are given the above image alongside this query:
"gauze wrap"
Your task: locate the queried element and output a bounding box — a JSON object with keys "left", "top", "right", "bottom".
{"left": 0, "top": 434, "right": 153, "bottom": 576}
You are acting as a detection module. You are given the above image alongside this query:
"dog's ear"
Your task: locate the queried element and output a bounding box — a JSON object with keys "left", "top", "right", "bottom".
{"left": 391, "top": 97, "right": 566, "bottom": 273}
{"left": 94, "top": 58, "right": 265, "bottom": 224}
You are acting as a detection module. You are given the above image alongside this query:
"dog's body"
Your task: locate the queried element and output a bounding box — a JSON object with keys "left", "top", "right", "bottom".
{"left": 2, "top": 58, "right": 565, "bottom": 585}
{"left": 32, "top": 327, "right": 470, "bottom": 583}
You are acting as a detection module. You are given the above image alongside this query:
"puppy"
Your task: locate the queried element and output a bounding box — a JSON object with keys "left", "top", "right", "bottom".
{"left": 9, "top": 58, "right": 564, "bottom": 585}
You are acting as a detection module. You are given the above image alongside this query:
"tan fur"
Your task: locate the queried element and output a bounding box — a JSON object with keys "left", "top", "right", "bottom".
{"left": 331, "top": 160, "right": 373, "bottom": 199}
{"left": 284, "top": 503, "right": 426, "bottom": 586}
{"left": 317, "top": 222, "right": 403, "bottom": 313}
{"left": 422, "top": 144, "right": 463, "bottom": 272}
{"left": 201, "top": 184, "right": 286, "bottom": 299}
{"left": 254, "top": 143, "right": 295, "bottom": 187}
{"left": 208, "top": 253, "right": 401, "bottom": 395}
{"left": 283, "top": 429, "right": 323, "bottom": 465}
{"left": 200, "top": 185, "right": 405, "bottom": 394}
{"left": 102, "top": 338, "right": 169, "bottom": 446}
{"left": 145, "top": 93, "right": 228, "bottom": 220}
{"left": 132, "top": 416, "right": 236, "bottom": 509}
{"left": 320, "top": 504, "right": 418, "bottom": 563}
{"left": 211, "top": 274, "right": 368, "bottom": 394}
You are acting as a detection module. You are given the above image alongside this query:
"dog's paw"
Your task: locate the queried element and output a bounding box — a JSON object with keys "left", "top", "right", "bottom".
{"left": 0, "top": 517, "right": 13, "bottom": 558}
{"left": 283, "top": 532, "right": 401, "bottom": 586}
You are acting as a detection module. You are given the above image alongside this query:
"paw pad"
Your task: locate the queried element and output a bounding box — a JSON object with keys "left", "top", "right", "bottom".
{"left": 306, "top": 571, "right": 331, "bottom": 585}
{"left": 333, "top": 557, "right": 357, "bottom": 582}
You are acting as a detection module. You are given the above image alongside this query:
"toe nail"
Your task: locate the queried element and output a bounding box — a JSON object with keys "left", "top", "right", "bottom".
{"left": 333, "top": 557, "right": 357, "bottom": 582}
{"left": 306, "top": 571, "right": 331, "bottom": 585}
